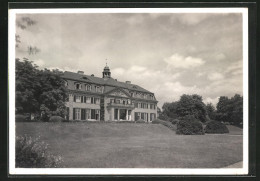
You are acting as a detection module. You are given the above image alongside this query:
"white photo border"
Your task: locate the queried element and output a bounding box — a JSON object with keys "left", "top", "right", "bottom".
{"left": 8, "top": 8, "right": 249, "bottom": 175}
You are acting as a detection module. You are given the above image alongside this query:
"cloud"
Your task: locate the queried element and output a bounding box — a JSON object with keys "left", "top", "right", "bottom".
{"left": 32, "top": 59, "right": 45, "bottom": 67}
{"left": 215, "top": 53, "right": 226, "bottom": 61}
{"left": 207, "top": 72, "right": 224, "bottom": 81}
{"left": 177, "top": 14, "right": 210, "bottom": 25}
{"left": 164, "top": 53, "right": 205, "bottom": 69}
{"left": 203, "top": 97, "right": 220, "bottom": 107}
{"left": 225, "top": 60, "right": 243, "bottom": 75}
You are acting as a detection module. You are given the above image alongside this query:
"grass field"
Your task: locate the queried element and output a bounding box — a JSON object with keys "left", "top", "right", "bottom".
{"left": 16, "top": 122, "right": 243, "bottom": 168}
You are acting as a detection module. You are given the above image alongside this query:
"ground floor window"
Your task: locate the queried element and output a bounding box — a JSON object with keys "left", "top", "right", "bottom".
{"left": 114, "top": 109, "right": 118, "bottom": 120}
{"left": 73, "top": 108, "right": 81, "bottom": 120}
{"left": 65, "top": 107, "right": 69, "bottom": 120}
{"left": 150, "top": 113, "right": 156, "bottom": 121}
{"left": 135, "top": 112, "right": 140, "bottom": 120}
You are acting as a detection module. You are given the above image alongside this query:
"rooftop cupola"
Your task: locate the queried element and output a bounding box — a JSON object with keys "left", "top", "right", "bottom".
{"left": 102, "top": 62, "right": 111, "bottom": 78}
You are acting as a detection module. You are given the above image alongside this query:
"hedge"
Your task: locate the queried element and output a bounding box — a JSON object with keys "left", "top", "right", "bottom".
{"left": 176, "top": 119, "right": 204, "bottom": 135}
{"left": 205, "top": 120, "right": 229, "bottom": 134}
{"left": 135, "top": 119, "right": 146, "bottom": 123}
{"left": 49, "top": 116, "right": 64, "bottom": 122}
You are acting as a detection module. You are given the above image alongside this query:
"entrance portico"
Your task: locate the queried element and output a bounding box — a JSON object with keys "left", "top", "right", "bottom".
{"left": 114, "top": 108, "right": 132, "bottom": 121}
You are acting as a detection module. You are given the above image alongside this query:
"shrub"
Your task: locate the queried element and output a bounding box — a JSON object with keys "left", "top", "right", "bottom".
{"left": 152, "top": 119, "right": 176, "bottom": 131}
{"left": 176, "top": 119, "right": 204, "bottom": 135}
{"left": 15, "top": 114, "right": 29, "bottom": 122}
{"left": 205, "top": 120, "right": 229, "bottom": 134}
{"left": 169, "top": 118, "right": 180, "bottom": 125}
{"left": 16, "top": 135, "right": 63, "bottom": 168}
{"left": 49, "top": 116, "right": 64, "bottom": 122}
{"left": 135, "top": 119, "right": 146, "bottom": 123}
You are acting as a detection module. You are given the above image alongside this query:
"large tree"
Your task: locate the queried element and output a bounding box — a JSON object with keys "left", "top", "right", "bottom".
{"left": 176, "top": 94, "right": 207, "bottom": 122}
{"left": 15, "top": 59, "right": 67, "bottom": 121}
{"left": 216, "top": 94, "right": 243, "bottom": 126}
{"left": 15, "top": 58, "right": 41, "bottom": 115}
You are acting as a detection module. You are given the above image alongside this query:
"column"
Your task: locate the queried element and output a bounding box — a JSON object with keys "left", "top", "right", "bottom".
{"left": 126, "top": 109, "right": 128, "bottom": 120}
{"left": 118, "top": 109, "right": 120, "bottom": 121}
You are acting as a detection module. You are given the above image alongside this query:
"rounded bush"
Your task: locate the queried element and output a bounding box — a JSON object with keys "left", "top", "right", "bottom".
{"left": 205, "top": 120, "right": 229, "bottom": 134}
{"left": 49, "top": 116, "right": 64, "bottom": 122}
{"left": 176, "top": 119, "right": 204, "bottom": 135}
{"left": 16, "top": 135, "right": 63, "bottom": 168}
{"left": 170, "top": 119, "right": 180, "bottom": 125}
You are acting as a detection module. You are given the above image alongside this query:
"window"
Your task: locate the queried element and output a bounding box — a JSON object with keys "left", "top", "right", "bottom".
{"left": 95, "top": 98, "right": 100, "bottom": 104}
{"left": 81, "top": 109, "right": 86, "bottom": 120}
{"left": 73, "top": 108, "right": 80, "bottom": 120}
{"left": 86, "top": 109, "right": 91, "bottom": 119}
{"left": 116, "top": 99, "right": 120, "bottom": 104}
{"left": 86, "top": 97, "right": 91, "bottom": 103}
{"left": 75, "top": 83, "right": 81, "bottom": 90}
{"left": 110, "top": 99, "right": 114, "bottom": 103}
{"left": 86, "top": 84, "right": 91, "bottom": 91}
{"left": 138, "top": 102, "right": 141, "bottom": 108}
{"left": 91, "top": 109, "right": 95, "bottom": 119}
{"left": 95, "top": 86, "right": 100, "bottom": 92}
{"left": 64, "top": 81, "right": 68, "bottom": 87}
{"left": 74, "top": 95, "right": 81, "bottom": 103}
{"left": 141, "top": 113, "right": 145, "bottom": 120}
{"left": 91, "top": 97, "right": 94, "bottom": 104}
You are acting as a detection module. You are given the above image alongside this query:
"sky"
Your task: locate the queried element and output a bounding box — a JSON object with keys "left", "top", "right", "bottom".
{"left": 15, "top": 12, "right": 244, "bottom": 108}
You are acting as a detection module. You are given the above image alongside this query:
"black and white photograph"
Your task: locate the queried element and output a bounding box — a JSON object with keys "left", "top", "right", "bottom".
{"left": 8, "top": 8, "right": 249, "bottom": 175}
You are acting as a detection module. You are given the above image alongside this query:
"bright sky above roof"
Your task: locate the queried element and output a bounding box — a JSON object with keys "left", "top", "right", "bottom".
{"left": 15, "top": 11, "right": 244, "bottom": 108}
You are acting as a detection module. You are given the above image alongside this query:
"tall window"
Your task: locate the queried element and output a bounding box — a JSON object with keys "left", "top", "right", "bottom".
{"left": 91, "top": 97, "right": 94, "bottom": 104}
{"left": 86, "top": 84, "right": 91, "bottom": 91}
{"left": 75, "top": 83, "right": 81, "bottom": 90}
{"left": 95, "top": 98, "right": 100, "bottom": 104}
{"left": 74, "top": 95, "right": 81, "bottom": 103}
{"left": 73, "top": 108, "right": 80, "bottom": 120}
{"left": 86, "top": 97, "right": 91, "bottom": 103}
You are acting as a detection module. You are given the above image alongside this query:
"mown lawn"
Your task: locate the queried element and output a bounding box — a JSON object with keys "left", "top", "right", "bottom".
{"left": 16, "top": 122, "right": 243, "bottom": 168}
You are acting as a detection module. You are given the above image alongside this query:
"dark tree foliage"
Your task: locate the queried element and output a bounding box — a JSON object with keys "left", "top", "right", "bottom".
{"left": 216, "top": 94, "right": 243, "bottom": 126}
{"left": 176, "top": 94, "right": 207, "bottom": 122}
{"left": 15, "top": 58, "right": 40, "bottom": 115}
{"left": 15, "top": 59, "right": 67, "bottom": 121}
{"left": 205, "top": 103, "right": 216, "bottom": 120}
{"left": 161, "top": 102, "right": 178, "bottom": 119}
{"left": 205, "top": 120, "right": 229, "bottom": 134}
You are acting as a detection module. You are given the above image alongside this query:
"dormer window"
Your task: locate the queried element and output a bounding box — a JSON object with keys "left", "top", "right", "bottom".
{"left": 75, "top": 83, "right": 82, "bottom": 90}
{"left": 95, "top": 86, "right": 100, "bottom": 92}
{"left": 86, "top": 84, "right": 92, "bottom": 91}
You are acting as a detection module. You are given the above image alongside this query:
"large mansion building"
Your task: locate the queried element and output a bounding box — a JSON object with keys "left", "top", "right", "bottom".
{"left": 62, "top": 65, "right": 158, "bottom": 122}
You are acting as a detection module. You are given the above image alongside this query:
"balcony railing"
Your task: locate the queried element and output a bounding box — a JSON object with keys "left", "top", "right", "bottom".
{"left": 107, "top": 102, "right": 135, "bottom": 108}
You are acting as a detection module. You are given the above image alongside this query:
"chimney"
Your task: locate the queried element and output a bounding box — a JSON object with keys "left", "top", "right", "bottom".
{"left": 91, "top": 74, "right": 94, "bottom": 77}
{"left": 78, "top": 71, "right": 84, "bottom": 74}
{"left": 126, "top": 81, "right": 131, "bottom": 84}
